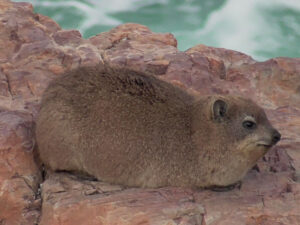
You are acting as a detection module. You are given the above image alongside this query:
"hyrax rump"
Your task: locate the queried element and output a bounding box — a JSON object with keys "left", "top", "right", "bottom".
{"left": 36, "top": 65, "right": 281, "bottom": 188}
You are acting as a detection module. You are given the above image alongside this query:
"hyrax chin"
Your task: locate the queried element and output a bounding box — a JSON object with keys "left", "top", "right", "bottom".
{"left": 36, "top": 65, "right": 281, "bottom": 189}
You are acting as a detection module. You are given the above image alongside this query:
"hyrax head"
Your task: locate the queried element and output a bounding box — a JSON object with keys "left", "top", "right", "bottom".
{"left": 210, "top": 96, "right": 280, "bottom": 148}
{"left": 192, "top": 95, "right": 281, "bottom": 186}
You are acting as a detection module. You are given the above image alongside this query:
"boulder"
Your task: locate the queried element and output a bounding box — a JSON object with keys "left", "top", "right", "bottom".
{"left": 0, "top": 110, "right": 41, "bottom": 225}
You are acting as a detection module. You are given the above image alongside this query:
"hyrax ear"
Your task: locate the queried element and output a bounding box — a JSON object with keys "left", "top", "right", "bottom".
{"left": 212, "top": 99, "right": 227, "bottom": 121}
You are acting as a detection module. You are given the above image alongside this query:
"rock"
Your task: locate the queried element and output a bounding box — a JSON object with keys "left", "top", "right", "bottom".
{"left": 186, "top": 44, "right": 255, "bottom": 68}
{"left": 0, "top": 110, "right": 41, "bottom": 225}
{"left": 93, "top": 23, "right": 178, "bottom": 75}
{"left": 89, "top": 23, "right": 177, "bottom": 50}
{"left": 0, "top": 0, "right": 299, "bottom": 225}
{"left": 40, "top": 173, "right": 204, "bottom": 225}
{"left": 0, "top": 0, "right": 103, "bottom": 114}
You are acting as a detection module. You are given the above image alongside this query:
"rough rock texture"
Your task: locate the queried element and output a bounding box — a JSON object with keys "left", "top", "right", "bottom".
{"left": 0, "top": 0, "right": 299, "bottom": 224}
{"left": 0, "top": 110, "right": 41, "bottom": 225}
{"left": 39, "top": 173, "right": 204, "bottom": 225}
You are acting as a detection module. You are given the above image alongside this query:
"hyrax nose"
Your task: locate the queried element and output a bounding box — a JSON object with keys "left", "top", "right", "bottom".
{"left": 272, "top": 129, "right": 281, "bottom": 145}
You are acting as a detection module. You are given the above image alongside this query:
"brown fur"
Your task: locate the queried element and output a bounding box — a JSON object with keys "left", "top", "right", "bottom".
{"left": 36, "top": 65, "right": 280, "bottom": 188}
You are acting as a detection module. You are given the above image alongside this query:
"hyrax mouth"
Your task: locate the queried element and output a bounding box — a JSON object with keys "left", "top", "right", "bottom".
{"left": 256, "top": 140, "right": 274, "bottom": 148}
{"left": 256, "top": 129, "right": 281, "bottom": 148}
{"left": 257, "top": 143, "right": 272, "bottom": 148}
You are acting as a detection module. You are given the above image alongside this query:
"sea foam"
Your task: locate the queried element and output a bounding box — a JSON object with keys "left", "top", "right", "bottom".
{"left": 16, "top": 0, "right": 300, "bottom": 60}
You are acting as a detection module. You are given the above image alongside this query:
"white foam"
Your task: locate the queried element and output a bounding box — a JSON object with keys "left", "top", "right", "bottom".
{"left": 261, "top": 0, "right": 300, "bottom": 11}
{"left": 18, "top": 0, "right": 300, "bottom": 60}
{"left": 29, "top": 0, "right": 122, "bottom": 30}
{"left": 83, "top": 0, "right": 174, "bottom": 35}
{"left": 195, "top": 0, "right": 300, "bottom": 60}
{"left": 32, "top": 0, "right": 170, "bottom": 34}
{"left": 80, "top": 0, "right": 168, "bottom": 32}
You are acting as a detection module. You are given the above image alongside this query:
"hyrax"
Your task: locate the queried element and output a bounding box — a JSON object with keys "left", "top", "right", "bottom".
{"left": 36, "top": 65, "right": 281, "bottom": 188}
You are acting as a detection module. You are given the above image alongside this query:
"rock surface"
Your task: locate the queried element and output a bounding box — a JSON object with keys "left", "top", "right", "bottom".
{"left": 40, "top": 173, "right": 204, "bottom": 225}
{"left": 0, "top": 110, "right": 41, "bottom": 225}
{"left": 0, "top": 0, "right": 299, "bottom": 224}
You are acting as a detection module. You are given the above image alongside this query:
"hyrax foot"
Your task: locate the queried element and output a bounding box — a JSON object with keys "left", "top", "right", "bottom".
{"left": 208, "top": 181, "right": 242, "bottom": 192}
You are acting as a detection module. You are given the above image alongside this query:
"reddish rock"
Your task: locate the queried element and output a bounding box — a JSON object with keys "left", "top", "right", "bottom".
{"left": 89, "top": 23, "right": 177, "bottom": 51}
{"left": 186, "top": 44, "right": 255, "bottom": 68}
{"left": 40, "top": 173, "right": 204, "bottom": 225}
{"left": 0, "top": 0, "right": 102, "bottom": 113}
{"left": 0, "top": 0, "right": 299, "bottom": 225}
{"left": 53, "top": 30, "right": 82, "bottom": 46}
{"left": 0, "top": 110, "right": 41, "bottom": 225}
{"left": 96, "top": 25, "right": 178, "bottom": 75}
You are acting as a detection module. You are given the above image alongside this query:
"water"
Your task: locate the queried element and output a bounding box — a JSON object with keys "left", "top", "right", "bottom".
{"left": 16, "top": 0, "right": 300, "bottom": 61}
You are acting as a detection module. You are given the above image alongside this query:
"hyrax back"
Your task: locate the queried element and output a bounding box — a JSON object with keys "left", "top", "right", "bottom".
{"left": 36, "top": 65, "right": 281, "bottom": 188}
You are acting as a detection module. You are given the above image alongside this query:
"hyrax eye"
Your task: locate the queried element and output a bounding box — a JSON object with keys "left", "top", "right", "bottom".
{"left": 243, "top": 121, "right": 256, "bottom": 129}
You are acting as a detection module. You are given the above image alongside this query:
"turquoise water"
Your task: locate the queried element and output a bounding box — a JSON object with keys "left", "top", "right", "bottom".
{"left": 16, "top": 0, "right": 300, "bottom": 61}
